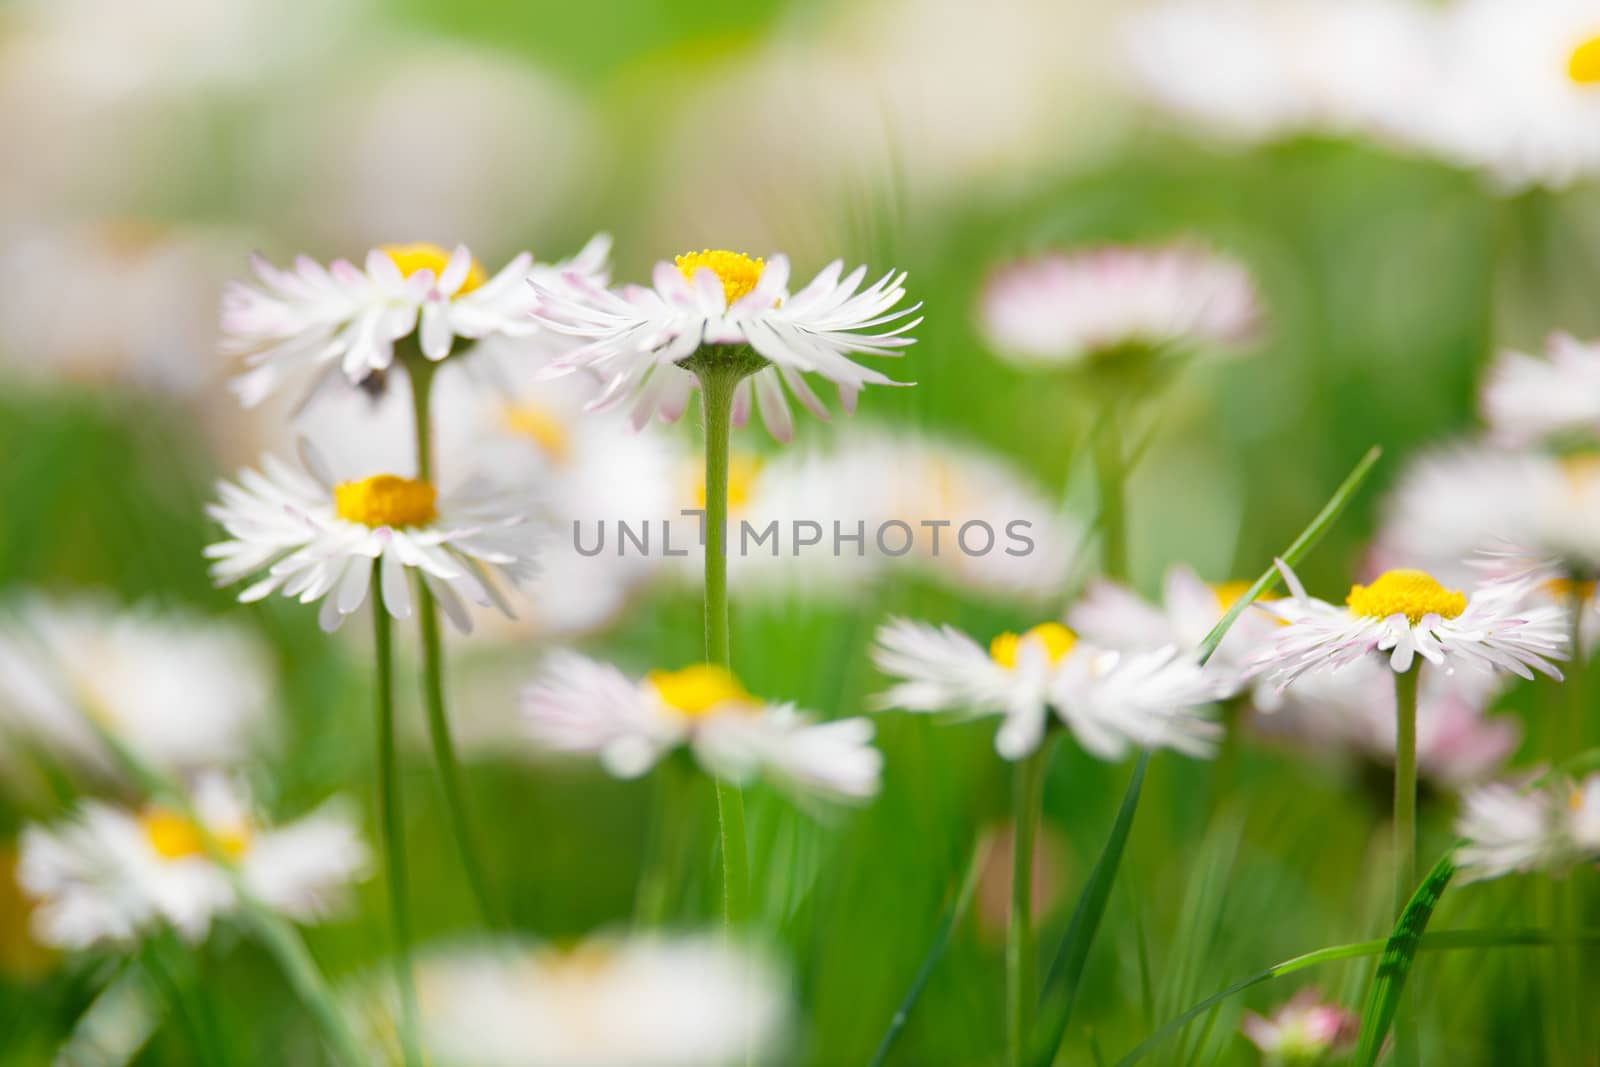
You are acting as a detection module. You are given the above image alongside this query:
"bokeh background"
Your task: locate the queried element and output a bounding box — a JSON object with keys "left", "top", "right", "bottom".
{"left": 3, "top": 0, "right": 1599, "bottom": 1063}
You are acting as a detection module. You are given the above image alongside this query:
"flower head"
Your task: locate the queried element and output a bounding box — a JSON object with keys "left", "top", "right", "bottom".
{"left": 1482, "top": 333, "right": 1600, "bottom": 447}
{"left": 1247, "top": 560, "right": 1567, "bottom": 688}
{"left": 871, "top": 618, "right": 1225, "bottom": 761}
{"left": 1456, "top": 774, "right": 1600, "bottom": 881}
{"left": 0, "top": 593, "right": 273, "bottom": 777}
{"left": 395, "top": 935, "right": 788, "bottom": 1067}
{"left": 531, "top": 250, "right": 920, "bottom": 442}
{"left": 1240, "top": 989, "right": 1359, "bottom": 1065}
{"left": 205, "top": 440, "right": 540, "bottom": 633}
{"left": 977, "top": 244, "right": 1260, "bottom": 370}
{"left": 520, "top": 654, "right": 881, "bottom": 802}
{"left": 222, "top": 235, "right": 611, "bottom": 407}
{"left": 17, "top": 775, "right": 367, "bottom": 948}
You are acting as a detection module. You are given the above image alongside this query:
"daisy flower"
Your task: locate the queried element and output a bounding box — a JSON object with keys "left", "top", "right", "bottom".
{"left": 1456, "top": 774, "right": 1600, "bottom": 881}
{"left": 976, "top": 244, "right": 1261, "bottom": 370}
{"left": 222, "top": 234, "right": 611, "bottom": 407}
{"left": 1067, "top": 564, "right": 1280, "bottom": 684}
{"left": 1240, "top": 989, "right": 1359, "bottom": 1065}
{"left": 520, "top": 655, "right": 882, "bottom": 802}
{"left": 1247, "top": 561, "right": 1568, "bottom": 689}
{"left": 205, "top": 440, "right": 540, "bottom": 634}
{"left": 0, "top": 593, "right": 273, "bottom": 778}
{"left": 1383, "top": 0, "right": 1600, "bottom": 192}
{"left": 532, "top": 249, "right": 920, "bottom": 442}
{"left": 871, "top": 619, "right": 1225, "bottom": 761}
{"left": 388, "top": 935, "right": 787, "bottom": 1067}
{"left": 1482, "top": 332, "right": 1600, "bottom": 447}
{"left": 17, "top": 774, "right": 367, "bottom": 949}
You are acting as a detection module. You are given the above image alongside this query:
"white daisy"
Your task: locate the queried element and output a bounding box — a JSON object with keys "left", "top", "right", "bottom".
{"left": 1455, "top": 774, "right": 1600, "bottom": 881}
{"left": 222, "top": 235, "right": 611, "bottom": 407}
{"left": 1482, "top": 332, "right": 1600, "bottom": 448}
{"left": 1383, "top": 0, "right": 1600, "bottom": 192}
{"left": 16, "top": 774, "right": 367, "bottom": 948}
{"left": 520, "top": 655, "right": 882, "bottom": 802}
{"left": 397, "top": 935, "right": 788, "bottom": 1067}
{"left": 1248, "top": 561, "right": 1568, "bottom": 689}
{"left": 205, "top": 440, "right": 540, "bottom": 634}
{"left": 976, "top": 244, "right": 1261, "bottom": 370}
{"left": 1067, "top": 564, "right": 1279, "bottom": 684}
{"left": 532, "top": 249, "right": 920, "bottom": 442}
{"left": 871, "top": 620, "right": 1225, "bottom": 762}
{"left": 0, "top": 592, "right": 273, "bottom": 779}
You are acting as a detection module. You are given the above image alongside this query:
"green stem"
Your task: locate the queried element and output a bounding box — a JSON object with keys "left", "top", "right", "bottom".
{"left": 635, "top": 757, "right": 689, "bottom": 927}
{"left": 1557, "top": 592, "right": 1588, "bottom": 1060}
{"left": 406, "top": 353, "right": 501, "bottom": 927}
{"left": 695, "top": 358, "right": 754, "bottom": 928}
{"left": 373, "top": 578, "right": 422, "bottom": 1067}
{"left": 1093, "top": 418, "right": 1128, "bottom": 582}
{"left": 1008, "top": 741, "right": 1052, "bottom": 1067}
{"left": 1392, "top": 664, "right": 1420, "bottom": 1067}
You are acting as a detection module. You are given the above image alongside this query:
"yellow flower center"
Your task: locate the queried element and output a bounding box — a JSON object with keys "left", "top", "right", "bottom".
{"left": 334, "top": 475, "right": 439, "bottom": 529}
{"left": 676, "top": 249, "right": 765, "bottom": 305}
{"left": 1569, "top": 34, "right": 1600, "bottom": 85}
{"left": 1346, "top": 569, "right": 1467, "bottom": 624}
{"left": 647, "top": 664, "right": 752, "bottom": 719}
{"left": 990, "top": 623, "right": 1079, "bottom": 669}
{"left": 139, "top": 809, "right": 251, "bottom": 861}
{"left": 694, "top": 454, "right": 763, "bottom": 513}
{"left": 381, "top": 242, "right": 487, "bottom": 296}
{"left": 1545, "top": 576, "right": 1598, "bottom": 602}
{"left": 501, "top": 403, "right": 569, "bottom": 461}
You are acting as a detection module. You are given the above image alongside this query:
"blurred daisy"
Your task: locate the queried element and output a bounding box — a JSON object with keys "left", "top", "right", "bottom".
{"left": 401, "top": 935, "right": 788, "bottom": 1067}
{"left": 1248, "top": 561, "right": 1567, "bottom": 689}
{"left": 1456, "top": 774, "right": 1600, "bottom": 881}
{"left": 1482, "top": 332, "right": 1600, "bottom": 447}
{"left": 1385, "top": 0, "right": 1600, "bottom": 191}
{"left": 977, "top": 244, "right": 1260, "bottom": 370}
{"left": 17, "top": 774, "right": 366, "bottom": 949}
{"left": 533, "top": 249, "right": 920, "bottom": 442}
{"left": 0, "top": 592, "right": 273, "bottom": 778}
{"left": 205, "top": 440, "right": 540, "bottom": 634}
{"left": 1250, "top": 659, "right": 1521, "bottom": 788}
{"left": 1240, "top": 988, "right": 1359, "bottom": 1065}
{"left": 871, "top": 619, "right": 1224, "bottom": 761}
{"left": 1067, "top": 564, "right": 1278, "bottom": 683}
{"left": 222, "top": 235, "right": 611, "bottom": 407}
{"left": 521, "top": 655, "right": 882, "bottom": 802}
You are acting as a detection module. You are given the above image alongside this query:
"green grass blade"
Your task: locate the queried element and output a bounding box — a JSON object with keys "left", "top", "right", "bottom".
{"left": 1030, "top": 446, "right": 1384, "bottom": 1067}
{"left": 1354, "top": 850, "right": 1458, "bottom": 1065}
{"left": 1196, "top": 445, "right": 1382, "bottom": 665}
{"left": 1115, "top": 926, "right": 1593, "bottom": 1067}
{"left": 867, "top": 836, "right": 991, "bottom": 1067}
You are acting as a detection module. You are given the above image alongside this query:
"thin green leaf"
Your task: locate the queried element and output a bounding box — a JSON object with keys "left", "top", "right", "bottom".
{"left": 1115, "top": 927, "right": 1595, "bottom": 1067}
{"left": 1354, "top": 850, "right": 1458, "bottom": 1065}
{"left": 867, "top": 836, "right": 991, "bottom": 1067}
{"left": 1030, "top": 446, "right": 1384, "bottom": 1067}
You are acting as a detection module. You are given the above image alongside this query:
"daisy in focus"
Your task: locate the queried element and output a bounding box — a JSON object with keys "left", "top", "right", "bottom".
{"left": 1481, "top": 332, "right": 1600, "bottom": 447}
{"left": 1240, "top": 988, "right": 1359, "bottom": 1066}
{"left": 521, "top": 655, "right": 882, "bottom": 802}
{"left": 205, "top": 440, "right": 540, "bottom": 633}
{"left": 871, "top": 619, "right": 1225, "bottom": 761}
{"left": 976, "top": 243, "right": 1261, "bottom": 372}
{"left": 532, "top": 249, "right": 920, "bottom": 442}
{"left": 1247, "top": 561, "right": 1567, "bottom": 689}
{"left": 1455, "top": 773, "right": 1600, "bottom": 882}
{"left": 222, "top": 235, "right": 611, "bottom": 407}
{"left": 17, "top": 774, "right": 367, "bottom": 949}
{"left": 0, "top": 592, "right": 273, "bottom": 778}
{"left": 392, "top": 935, "right": 788, "bottom": 1067}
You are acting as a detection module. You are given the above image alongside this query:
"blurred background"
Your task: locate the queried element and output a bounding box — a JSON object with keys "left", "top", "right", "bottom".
{"left": 3, "top": 0, "right": 1600, "bottom": 1063}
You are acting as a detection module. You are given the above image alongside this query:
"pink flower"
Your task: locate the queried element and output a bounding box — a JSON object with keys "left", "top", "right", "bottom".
{"left": 1241, "top": 989, "right": 1358, "bottom": 1063}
